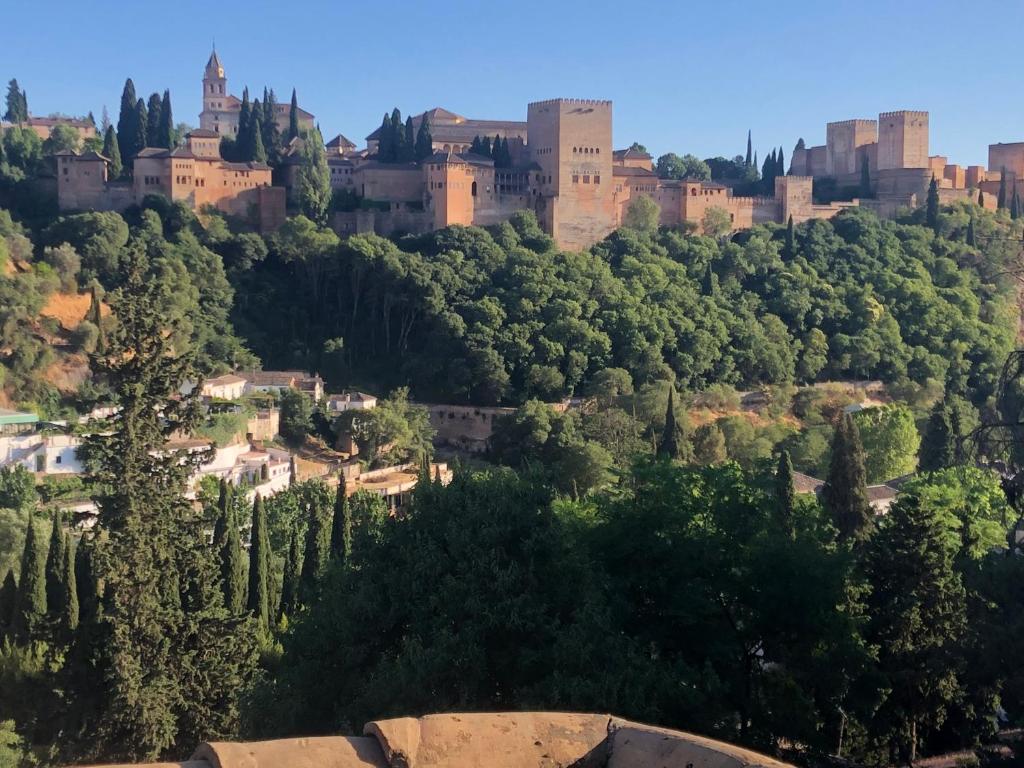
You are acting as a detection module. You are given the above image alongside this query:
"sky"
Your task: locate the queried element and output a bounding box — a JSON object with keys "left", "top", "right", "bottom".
{"left": 3, "top": 0, "right": 1021, "bottom": 168}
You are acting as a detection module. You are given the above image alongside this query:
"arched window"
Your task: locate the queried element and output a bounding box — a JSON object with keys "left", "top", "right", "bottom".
{"left": 691, "top": 188, "right": 697, "bottom": 196}
{"left": 472, "top": 181, "right": 477, "bottom": 197}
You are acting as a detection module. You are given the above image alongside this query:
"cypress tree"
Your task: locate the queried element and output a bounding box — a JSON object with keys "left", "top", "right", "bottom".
{"left": 330, "top": 479, "right": 352, "bottom": 565}
{"left": 822, "top": 414, "right": 873, "bottom": 544}
{"left": 216, "top": 499, "right": 245, "bottom": 616}
{"left": 74, "top": 537, "right": 98, "bottom": 625}
{"left": 784, "top": 215, "right": 795, "bottom": 259}
{"left": 289, "top": 456, "right": 297, "bottom": 485}
{"left": 470, "top": 136, "right": 482, "bottom": 155}
{"left": 45, "top": 510, "right": 66, "bottom": 616}
{"left": 776, "top": 145, "right": 785, "bottom": 177}
{"left": 247, "top": 495, "right": 270, "bottom": 628}
{"left": 493, "top": 134, "right": 502, "bottom": 163}
{"left": 949, "top": 400, "right": 965, "bottom": 465}
{"left": 102, "top": 125, "right": 123, "bottom": 180}
{"left": 775, "top": 450, "right": 796, "bottom": 536}
{"left": 481, "top": 135, "right": 492, "bottom": 158}
{"left": 390, "top": 108, "right": 405, "bottom": 162}
{"left": 116, "top": 78, "right": 138, "bottom": 166}
{"left": 260, "top": 463, "right": 269, "bottom": 482}
{"left": 212, "top": 479, "right": 230, "bottom": 546}
{"left": 919, "top": 399, "right": 955, "bottom": 472}
{"left": 378, "top": 113, "right": 393, "bottom": 162}
{"left": 279, "top": 528, "right": 301, "bottom": 619}
{"left": 133, "top": 98, "right": 147, "bottom": 153}
{"left": 753, "top": 150, "right": 758, "bottom": 176}
{"left": 157, "top": 90, "right": 173, "bottom": 149}
{"left": 998, "top": 167, "right": 1007, "bottom": 209}
{"left": 262, "top": 88, "right": 281, "bottom": 163}
{"left": 13, "top": 517, "right": 46, "bottom": 638}
{"left": 299, "top": 496, "right": 329, "bottom": 602}
{"left": 251, "top": 118, "right": 267, "bottom": 164}
{"left": 966, "top": 217, "right": 976, "bottom": 247}
{"left": 0, "top": 569, "right": 16, "bottom": 637}
{"left": 1012, "top": 190, "right": 1021, "bottom": 220}
{"left": 860, "top": 154, "right": 871, "bottom": 198}
{"left": 402, "top": 116, "right": 415, "bottom": 162}
{"left": 145, "top": 92, "right": 162, "bottom": 149}
{"left": 656, "top": 388, "right": 680, "bottom": 460}
{"left": 745, "top": 129, "right": 752, "bottom": 167}
{"left": 4, "top": 79, "right": 28, "bottom": 123}
{"left": 925, "top": 175, "right": 940, "bottom": 231}
{"left": 288, "top": 88, "right": 300, "bottom": 140}
{"left": 62, "top": 536, "right": 79, "bottom": 634}
{"left": 978, "top": 189, "right": 985, "bottom": 207}
{"left": 237, "top": 87, "right": 251, "bottom": 156}
{"left": 415, "top": 114, "right": 433, "bottom": 160}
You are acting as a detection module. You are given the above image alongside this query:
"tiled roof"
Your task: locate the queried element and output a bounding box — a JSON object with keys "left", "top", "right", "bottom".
{"left": 187, "top": 129, "right": 220, "bottom": 138}
{"left": 613, "top": 148, "right": 652, "bottom": 160}
{"left": 792, "top": 472, "right": 824, "bottom": 494}
{"left": 612, "top": 166, "right": 657, "bottom": 177}
{"left": 326, "top": 133, "right": 356, "bottom": 148}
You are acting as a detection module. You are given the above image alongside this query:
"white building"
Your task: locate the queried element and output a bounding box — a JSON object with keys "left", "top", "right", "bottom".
{"left": 0, "top": 433, "right": 84, "bottom": 474}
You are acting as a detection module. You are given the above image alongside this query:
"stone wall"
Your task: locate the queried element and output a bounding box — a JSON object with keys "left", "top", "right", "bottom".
{"left": 826, "top": 119, "right": 877, "bottom": 176}
{"left": 878, "top": 110, "right": 929, "bottom": 171}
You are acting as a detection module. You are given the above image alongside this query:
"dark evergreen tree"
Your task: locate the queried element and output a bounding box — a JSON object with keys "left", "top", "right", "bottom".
{"left": 860, "top": 154, "right": 871, "bottom": 198}
{"left": 390, "top": 108, "right": 405, "bottom": 162}
{"left": 470, "top": 136, "right": 482, "bottom": 155}
{"left": 481, "top": 135, "right": 492, "bottom": 158}
{"left": 247, "top": 495, "right": 271, "bottom": 629}
{"left": 378, "top": 112, "right": 393, "bottom": 162}
{"left": 4, "top": 79, "right": 29, "bottom": 123}
{"left": 978, "top": 189, "right": 984, "bottom": 207}
{"left": 1012, "top": 190, "right": 1021, "bottom": 220}
{"left": 74, "top": 537, "right": 98, "bottom": 626}
{"left": 261, "top": 88, "right": 281, "bottom": 164}
{"left": 775, "top": 449, "right": 796, "bottom": 535}
{"left": 784, "top": 215, "right": 795, "bottom": 259}
{"left": 157, "top": 90, "right": 173, "bottom": 149}
{"left": 288, "top": 88, "right": 300, "bottom": 140}
{"left": 145, "top": 92, "right": 162, "bottom": 148}
{"left": 13, "top": 517, "right": 46, "bottom": 639}
{"left": 299, "top": 495, "right": 329, "bottom": 602}
{"left": 133, "top": 98, "right": 148, "bottom": 153}
{"left": 966, "top": 216, "right": 976, "bottom": 247}
{"left": 102, "top": 125, "right": 123, "bottom": 179}
{"left": 62, "top": 536, "right": 79, "bottom": 635}
{"left": 215, "top": 493, "right": 245, "bottom": 616}
{"left": 745, "top": 129, "right": 752, "bottom": 167}
{"left": 251, "top": 118, "right": 267, "bottom": 165}
{"left": 330, "top": 479, "right": 352, "bottom": 565}
{"left": 402, "top": 116, "right": 415, "bottom": 162}
{"left": 279, "top": 528, "right": 301, "bottom": 620}
{"left": 415, "top": 114, "right": 433, "bottom": 160}
{"left": 926, "top": 175, "right": 940, "bottom": 231}
{"left": 116, "top": 78, "right": 139, "bottom": 167}
{"left": 45, "top": 510, "right": 66, "bottom": 617}
{"left": 919, "top": 399, "right": 956, "bottom": 472}
{"left": 237, "top": 88, "right": 251, "bottom": 159}
{"left": 776, "top": 146, "right": 785, "bottom": 177}
{"left": 0, "top": 569, "right": 15, "bottom": 637}
{"left": 656, "top": 388, "right": 680, "bottom": 460}
{"left": 822, "top": 414, "right": 873, "bottom": 544}
{"left": 998, "top": 167, "right": 1007, "bottom": 209}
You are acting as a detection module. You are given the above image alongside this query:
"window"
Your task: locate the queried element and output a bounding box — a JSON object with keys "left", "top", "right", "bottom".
{"left": 55, "top": 455, "right": 62, "bottom": 465}
{"left": 594, "top": 175, "right": 600, "bottom": 184}
{"left": 471, "top": 181, "right": 477, "bottom": 197}
{"left": 583, "top": 175, "right": 590, "bottom": 184}
{"left": 572, "top": 174, "right": 579, "bottom": 184}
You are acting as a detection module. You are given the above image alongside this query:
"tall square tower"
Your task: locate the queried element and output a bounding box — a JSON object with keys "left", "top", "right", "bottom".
{"left": 527, "top": 99, "right": 614, "bottom": 250}
{"left": 877, "top": 111, "right": 929, "bottom": 171}
{"left": 825, "top": 119, "right": 877, "bottom": 176}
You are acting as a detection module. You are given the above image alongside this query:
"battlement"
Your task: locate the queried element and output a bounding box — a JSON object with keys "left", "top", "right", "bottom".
{"left": 827, "top": 119, "right": 876, "bottom": 128}
{"left": 879, "top": 110, "right": 928, "bottom": 120}
{"left": 528, "top": 98, "right": 612, "bottom": 108}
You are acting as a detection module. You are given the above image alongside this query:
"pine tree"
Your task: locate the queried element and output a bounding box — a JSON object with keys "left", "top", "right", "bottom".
{"left": 822, "top": 414, "right": 873, "bottom": 544}
{"left": 251, "top": 118, "right": 267, "bottom": 164}
{"left": 998, "top": 167, "right": 1007, "bottom": 209}
{"left": 0, "top": 569, "right": 16, "bottom": 637}
{"left": 402, "top": 116, "right": 415, "bottom": 162}
{"left": 784, "top": 215, "right": 795, "bottom": 259}
{"left": 102, "top": 125, "right": 123, "bottom": 179}
{"left": 919, "top": 399, "right": 956, "bottom": 472}
{"left": 157, "top": 90, "right": 173, "bottom": 149}
{"left": 966, "top": 216, "right": 976, "bottom": 247}
{"left": 279, "top": 528, "right": 301, "bottom": 619}
{"left": 745, "top": 129, "right": 752, "bottom": 167}
{"left": 116, "top": 78, "right": 138, "bottom": 167}
{"left": 62, "top": 536, "right": 79, "bottom": 635}
{"left": 330, "top": 479, "right": 352, "bottom": 565}
{"left": 45, "top": 510, "right": 66, "bottom": 617}
{"left": 656, "top": 388, "right": 680, "bottom": 460}
{"left": 378, "top": 113, "right": 393, "bottom": 162}
{"left": 415, "top": 114, "right": 433, "bottom": 160}
{"left": 247, "top": 495, "right": 270, "bottom": 628}
{"left": 288, "top": 88, "right": 300, "bottom": 140}
{"left": 775, "top": 450, "right": 796, "bottom": 536}
{"left": 133, "top": 98, "right": 148, "bottom": 153}
{"left": 860, "top": 154, "right": 871, "bottom": 198}
{"left": 925, "top": 175, "right": 940, "bottom": 231}
{"left": 145, "top": 92, "right": 162, "bottom": 149}
{"left": 299, "top": 495, "right": 329, "bottom": 602}
{"left": 13, "top": 517, "right": 46, "bottom": 639}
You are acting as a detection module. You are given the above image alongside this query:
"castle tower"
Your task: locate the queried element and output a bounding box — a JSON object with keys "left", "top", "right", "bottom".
{"left": 200, "top": 49, "right": 230, "bottom": 134}
{"left": 527, "top": 98, "right": 615, "bottom": 250}
{"left": 877, "top": 111, "right": 928, "bottom": 171}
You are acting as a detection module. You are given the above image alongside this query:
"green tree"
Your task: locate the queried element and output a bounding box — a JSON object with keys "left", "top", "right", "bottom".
{"left": 279, "top": 388, "right": 312, "bottom": 446}
{"left": 157, "top": 90, "right": 173, "bottom": 149}
{"left": 4, "top": 79, "right": 28, "bottom": 123}
{"left": 102, "top": 125, "right": 123, "bottom": 179}
{"left": 745, "top": 129, "right": 752, "bottom": 167}
{"left": 775, "top": 449, "right": 796, "bottom": 534}
{"left": 0, "top": 570, "right": 15, "bottom": 637}
{"left": 655, "top": 152, "right": 710, "bottom": 180}
{"left": 998, "top": 168, "right": 1007, "bottom": 210}
{"left": 623, "top": 195, "right": 659, "bottom": 233}
{"left": 299, "top": 487, "right": 330, "bottom": 603}
{"left": 215, "top": 490, "right": 245, "bottom": 616}
{"left": 61, "top": 535, "right": 79, "bottom": 635}
{"left": 43, "top": 124, "right": 81, "bottom": 155}
{"left": 822, "top": 414, "right": 873, "bottom": 544}
{"left": 288, "top": 88, "right": 300, "bottom": 141}
{"left": 926, "top": 175, "right": 940, "bottom": 231}
{"left": 44, "top": 510, "right": 65, "bottom": 618}
{"left": 133, "top": 97, "right": 147, "bottom": 154}
{"left": 278, "top": 528, "right": 301, "bottom": 620}
{"left": 296, "top": 127, "right": 331, "bottom": 225}
{"left": 656, "top": 388, "right": 680, "bottom": 460}
{"left": 12, "top": 516, "right": 45, "bottom": 639}
{"left": 145, "top": 92, "right": 162, "bottom": 148}
{"left": 415, "top": 114, "right": 433, "bottom": 160}
{"left": 334, "top": 388, "right": 433, "bottom": 468}
{"left": 919, "top": 399, "right": 958, "bottom": 472}
{"left": 784, "top": 215, "right": 795, "bottom": 258}
{"left": 859, "top": 154, "right": 871, "bottom": 198}
{"left": 853, "top": 404, "right": 920, "bottom": 483}
{"left": 247, "top": 494, "right": 271, "bottom": 629}
{"left": 966, "top": 216, "right": 976, "bottom": 247}
{"left": 251, "top": 118, "right": 267, "bottom": 164}
{"left": 0, "top": 467, "right": 36, "bottom": 511}
{"left": 866, "top": 490, "right": 967, "bottom": 761}
{"left": 701, "top": 206, "right": 732, "bottom": 239}
{"left": 330, "top": 479, "right": 352, "bottom": 565}
{"left": 692, "top": 422, "right": 727, "bottom": 465}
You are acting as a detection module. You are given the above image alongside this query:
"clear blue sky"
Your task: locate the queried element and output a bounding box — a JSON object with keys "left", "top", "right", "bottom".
{"left": 4, "top": 0, "right": 1020, "bottom": 167}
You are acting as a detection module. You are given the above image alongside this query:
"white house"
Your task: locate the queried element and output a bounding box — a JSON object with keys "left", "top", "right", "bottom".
{"left": 201, "top": 374, "right": 248, "bottom": 401}
{"left": 0, "top": 433, "right": 84, "bottom": 474}
{"left": 326, "top": 391, "right": 378, "bottom": 413}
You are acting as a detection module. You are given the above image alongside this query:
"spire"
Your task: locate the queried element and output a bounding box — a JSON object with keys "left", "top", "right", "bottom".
{"left": 205, "top": 47, "right": 224, "bottom": 78}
